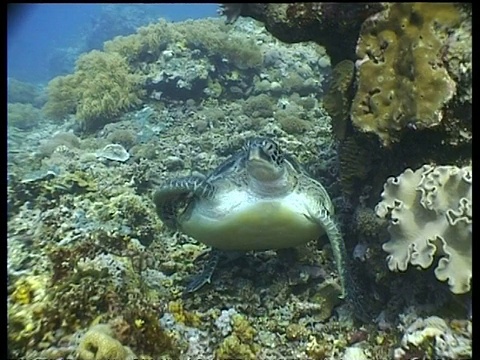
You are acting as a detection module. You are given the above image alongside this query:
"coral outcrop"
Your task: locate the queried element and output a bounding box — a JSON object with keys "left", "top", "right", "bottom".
{"left": 375, "top": 164, "right": 472, "bottom": 294}
{"left": 351, "top": 3, "right": 463, "bottom": 146}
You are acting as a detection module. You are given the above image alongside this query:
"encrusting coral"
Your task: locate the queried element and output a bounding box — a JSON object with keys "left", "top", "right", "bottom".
{"left": 375, "top": 164, "right": 472, "bottom": 294}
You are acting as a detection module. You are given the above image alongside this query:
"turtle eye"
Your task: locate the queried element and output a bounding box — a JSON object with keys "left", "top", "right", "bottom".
{"left": 262, "top": 139, "right": 283, "bottom": 165}
{"left": 261, "top": 139, "right": 275, "bottom": 153}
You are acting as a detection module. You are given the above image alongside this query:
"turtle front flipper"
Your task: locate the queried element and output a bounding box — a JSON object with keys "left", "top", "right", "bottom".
{"left": 153, "top": 176, "right": 215, "bottom": 229}
{"left": 307, "top": 209, "right": 349, "bottom": 299}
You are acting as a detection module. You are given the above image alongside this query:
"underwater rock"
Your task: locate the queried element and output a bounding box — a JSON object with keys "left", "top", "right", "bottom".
{"left": 342, "top": 346, "right": 368, "bottom": 360}
{"left": 21, "top": 166, "right": 61, "bottom": 183}
{"left": 95, "top": 144, "right": 130, "bottom": 162}
{"left": 394, "top": 316, "right": 472, "bottom": 359}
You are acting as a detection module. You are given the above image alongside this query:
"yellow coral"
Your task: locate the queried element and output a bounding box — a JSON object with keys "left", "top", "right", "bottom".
{"left": 376, "top": 164, "right": 472, "bottom": 294}
{"left": 134, "top": 318, "right": 145, "bottom": 328}
{"left": 10, "top": 275, "right": 48, "bottom": 305}
{"left": 42, "top": 74, "right": 79, "bottom": 121}
{"left": 167, "top": 300, "right": 201, "bottom": 327}
{"left": 231, "top": 313, "right": 256, "bottom": 343}
{"left": 215, "top": 334, "right": 257, "bottom": 360}
{"left": 11, "top": 281, "right": 33, "bottom": 305}
{"left": 306, "top": 336, "right": 327, "bottom": 360}
{"left": 351, "top": 3, "right": 461, "bottom": 146}
{"left": 8, "top": 275, "right": 50, "bottom": 351}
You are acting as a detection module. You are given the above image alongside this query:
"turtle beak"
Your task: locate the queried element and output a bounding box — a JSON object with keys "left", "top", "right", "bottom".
{"left": 247, "top": 146, "right": 284, "bottom": 181}
{"left": 248, "top": 146, "right": 263, "bottom": 162}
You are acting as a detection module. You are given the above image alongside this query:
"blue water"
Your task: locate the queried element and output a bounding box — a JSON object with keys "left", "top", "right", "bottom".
{"left": 7, "top": 4, "right": 219, "bottom": 84}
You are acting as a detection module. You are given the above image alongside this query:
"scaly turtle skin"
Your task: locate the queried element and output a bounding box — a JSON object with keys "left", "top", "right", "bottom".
{"left": 154, "top": 137, "right": 350, "bottom": 297}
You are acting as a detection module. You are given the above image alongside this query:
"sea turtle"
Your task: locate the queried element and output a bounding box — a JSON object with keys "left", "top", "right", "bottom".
{"left": 153, "top": 137, "right": 350, "bottom": 298}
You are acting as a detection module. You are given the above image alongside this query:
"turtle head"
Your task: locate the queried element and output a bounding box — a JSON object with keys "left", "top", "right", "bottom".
{"left": 245, "top": 137, "right": 285, "bottom": 181}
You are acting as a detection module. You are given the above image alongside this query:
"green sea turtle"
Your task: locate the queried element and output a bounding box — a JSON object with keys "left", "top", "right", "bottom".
{"left": 153, "top": 137, "right": 350, "bottom": 297}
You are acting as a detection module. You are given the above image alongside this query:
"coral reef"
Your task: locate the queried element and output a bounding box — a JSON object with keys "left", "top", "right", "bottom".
{"left": 215, "top": 312, "right": 259, "bottom": 360}
{"left": 351, "top": 3, "right": 462, "bottom": 146}
{"left": 8, "top": 13, "right": 472, "bottom": 360}
{"left": 444, "top": 4, "right": 472, "bottom": 105}
{"left": 72, "top": 51, "right": 145, "bottom": 131}
{"left": 44, "top": 16, "right": 330, "bottom": 133}
{"left": 106, "top": 129, "right": 137, "bottom": 149}
{"left": 42, "top": 74, "right": 80, "bottom": 122}
{"left": 376, "top": 164, "right": 472, "bottom": 294}
{"left": 36, "top": 132, "right": 81, "bottom": 158}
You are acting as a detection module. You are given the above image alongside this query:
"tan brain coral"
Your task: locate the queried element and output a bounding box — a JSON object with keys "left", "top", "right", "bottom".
{"left": 77, "top": 324, "right": 136, "bottom": 360}
{"left": 375, "top": 164, "right": 471, "bottom": 294}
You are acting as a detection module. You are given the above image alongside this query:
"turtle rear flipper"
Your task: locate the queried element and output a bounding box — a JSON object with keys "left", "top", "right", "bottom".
{"left": 184, "top": 250, "right": 221, "bottom": 294}
{"left": 184, "top": 250, "right": 244, "bottom": 295}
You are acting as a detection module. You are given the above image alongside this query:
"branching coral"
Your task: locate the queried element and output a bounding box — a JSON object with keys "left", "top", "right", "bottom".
{"left": 43, "top": 51, "right": 144, "bottom": 131}
{"left": 178, "top": 19, "right": 264, "bottom": 69}
{"left": 43, "top": 74, "right": 80, "bottom": 121}
{"left": 103, "top": 19, "right": 177, "bottom": 65}
{"left": 74, "top": 51, "right": 145, "bottom": 131}
{"left": 375, "top": 164, "right": 472, "bottom": 294}
{"left": 351, "top": 3, "right": 462, "bottom": 146}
